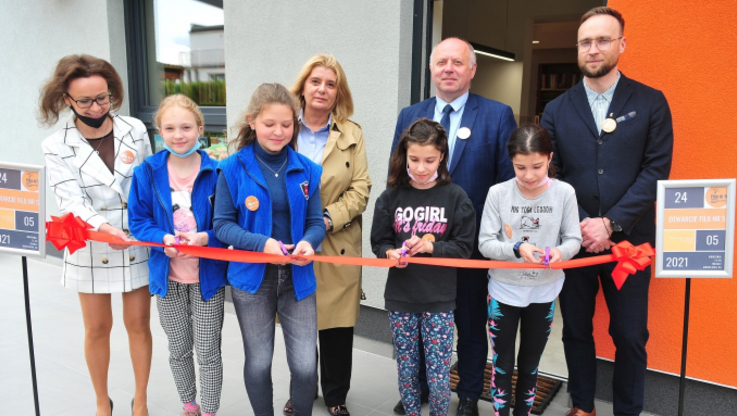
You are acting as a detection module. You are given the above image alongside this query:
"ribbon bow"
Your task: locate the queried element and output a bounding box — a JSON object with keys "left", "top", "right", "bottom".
{"left": 610, "top": 241, "right": 655, "bottom": 290}
{"left": 46, "top": 212, "right": 92, "bottom": 255}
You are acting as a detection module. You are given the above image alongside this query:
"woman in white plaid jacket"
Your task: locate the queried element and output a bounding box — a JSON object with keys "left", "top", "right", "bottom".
{"left": 39, "top": 55, "right": 152, "bottom": 416}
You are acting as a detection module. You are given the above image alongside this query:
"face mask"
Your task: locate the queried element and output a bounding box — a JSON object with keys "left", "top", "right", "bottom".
{"left": 407, "top": 166, "right": 438, "bottom": 185}
{"left": 164, "top": 141, "right": 201, "bottom": 158}
{"left": 515, "top": 175, "right": 552, "bottom": 190}
{"left": 70, "top": 106, "right": 109, "bottom": 129}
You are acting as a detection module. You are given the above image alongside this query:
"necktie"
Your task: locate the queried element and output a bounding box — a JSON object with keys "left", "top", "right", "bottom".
{"left": 440, "top": 104, "right": 455, "bottom": 162}
{"left": 440, "top": 104, "right": 453, "bottom": 137}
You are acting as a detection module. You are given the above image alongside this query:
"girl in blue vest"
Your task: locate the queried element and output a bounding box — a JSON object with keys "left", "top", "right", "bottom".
{"left": 213, "top": 83, "right": 325, "bottom": 416}
{"left": 128, "top": 94, "right": 228, "bottom": 416}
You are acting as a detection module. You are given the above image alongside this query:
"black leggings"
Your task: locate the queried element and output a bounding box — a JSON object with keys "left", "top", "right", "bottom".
{"left": 487, "top": 297, "right": 555, "bottom": 416}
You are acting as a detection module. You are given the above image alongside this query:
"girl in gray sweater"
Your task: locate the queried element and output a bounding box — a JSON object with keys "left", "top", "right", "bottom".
{"left": 478, "top": 125, "right": 581, "bottom": 416}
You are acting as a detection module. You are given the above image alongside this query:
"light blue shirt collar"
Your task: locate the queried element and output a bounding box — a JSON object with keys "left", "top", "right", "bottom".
{"left": 583, "top": 71, "right": 621, "bottom": 107}
{"left": 435, "top": 91, "right": 470, "bottom": 114}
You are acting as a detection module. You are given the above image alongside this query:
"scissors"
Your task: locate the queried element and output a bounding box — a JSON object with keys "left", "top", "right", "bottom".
{"left": 543, "top": 246, "right": 551, "bottom": 266}
{"left": 278, "top": 240, "right": 291, "bottom": 256}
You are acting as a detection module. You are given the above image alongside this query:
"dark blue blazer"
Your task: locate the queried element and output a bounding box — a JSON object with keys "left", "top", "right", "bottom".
{"left": 391, "top": 93, "right": 517, "bottom": 230}
{"left": 541, "top": 74, "right": 673, "bottom": 247}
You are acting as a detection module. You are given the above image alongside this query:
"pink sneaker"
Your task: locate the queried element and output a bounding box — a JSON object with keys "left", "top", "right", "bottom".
{"left": 181, "top": 403, "right": 201, "bottom": 416}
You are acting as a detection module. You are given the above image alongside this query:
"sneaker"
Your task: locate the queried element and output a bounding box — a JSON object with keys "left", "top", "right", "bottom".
{"left": 181, "top": 403, "right": 202, "bottom": 416}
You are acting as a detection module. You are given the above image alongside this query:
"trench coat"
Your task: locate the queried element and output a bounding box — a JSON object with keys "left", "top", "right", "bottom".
{"left": 314, "top": 118, "right": 372, "bottom": 330}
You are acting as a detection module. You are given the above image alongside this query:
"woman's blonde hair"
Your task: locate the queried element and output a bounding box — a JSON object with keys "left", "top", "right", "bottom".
{"left": 290, "top": 53, "right": 353, "bottom": 123}
{"left": 231, "top": 83, "right": 301, "bottom": 152}
{"left": 38, "top": 54, "right": 124, "bottom": 126}
{"left": 153, "top": 94, "right": 205, "bottom": 130}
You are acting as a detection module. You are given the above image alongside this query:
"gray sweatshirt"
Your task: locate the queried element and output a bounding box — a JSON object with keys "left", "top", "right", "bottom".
{"left": 478, "top": 178, "right": 582, "bottom": 287}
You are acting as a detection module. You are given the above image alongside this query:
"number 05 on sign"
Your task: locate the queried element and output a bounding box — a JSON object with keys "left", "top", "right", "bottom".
{"left": 656, "top": 179, "right": 735, "bottom": 278}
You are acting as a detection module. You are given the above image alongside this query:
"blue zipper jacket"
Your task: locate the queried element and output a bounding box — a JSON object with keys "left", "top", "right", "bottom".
{"left": 214, "top": 143, "right": 325, "bottom": 300}
{"left": 128, "top": 149, "right": 227, "bottom": 301}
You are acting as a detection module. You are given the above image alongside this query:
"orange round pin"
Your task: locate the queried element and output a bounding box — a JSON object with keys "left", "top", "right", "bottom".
{"left": 120, "top": 150, "right": 135, "bottom": 164}
{"left": 22, "top": 172, "right": 39, "bottom": 191}
{"left": 421, "top": 234, "right": 436, "bottom": 242}
{"left": 245, "top": 196, "right": 260, "bottom": 211}
{"left": 504, "top": 224, "right": 513, "bottom": 239}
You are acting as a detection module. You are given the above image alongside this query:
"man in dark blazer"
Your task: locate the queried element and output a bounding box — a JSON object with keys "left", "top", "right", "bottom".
{"left": 541, "top": 7, "right": 673, "bottom": 416}
{"left": 390, "top": 37, "right": 516, "bottom": 416}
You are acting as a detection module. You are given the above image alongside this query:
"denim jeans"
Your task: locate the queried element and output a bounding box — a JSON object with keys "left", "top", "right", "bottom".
{"left": 231, "top": 265, "right": 318, "bottom": 416}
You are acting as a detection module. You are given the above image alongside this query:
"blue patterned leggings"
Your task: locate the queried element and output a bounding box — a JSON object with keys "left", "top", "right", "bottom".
{"left": 389, "top": 311, "right": 454, "bottom": 416}
{"left": 487, "top": 298, "right": 555, "bottom": 416}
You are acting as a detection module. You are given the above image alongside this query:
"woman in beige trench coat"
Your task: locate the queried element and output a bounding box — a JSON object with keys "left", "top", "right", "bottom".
{"left": 284, "top": 54, "right": 372, "bottom": 416}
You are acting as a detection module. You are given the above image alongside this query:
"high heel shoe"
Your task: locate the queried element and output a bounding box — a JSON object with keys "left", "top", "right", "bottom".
{"left": 96, "top": 398, "right": 113, "bottom": 416}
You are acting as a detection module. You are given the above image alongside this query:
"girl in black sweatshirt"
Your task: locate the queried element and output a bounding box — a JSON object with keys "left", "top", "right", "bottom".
{"left": 371, "top": 119, "right": 476, "bottom": 416}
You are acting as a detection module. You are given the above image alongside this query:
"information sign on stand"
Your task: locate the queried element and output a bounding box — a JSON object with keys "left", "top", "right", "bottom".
{"left": 656, "top": 178, "right": 735, "bottom": 416}
{"left": 0, "top": 161, "right": 45, "bottom": 416}
{"left": 656, "top": 179, "right": 735, "bottom": 278}
{"left": 0, "top": 162, "right": 45, "bottom": 257}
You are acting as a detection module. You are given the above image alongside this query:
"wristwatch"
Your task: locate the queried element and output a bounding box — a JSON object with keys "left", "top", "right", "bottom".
{"left": 323, "top": 212, "right": 334, "bottom": 231}
{"left": 610, "top": 219, "right": 623, "bottom": 233}
{"left": 513, "top": 241, "right": 523, "bottom": 258}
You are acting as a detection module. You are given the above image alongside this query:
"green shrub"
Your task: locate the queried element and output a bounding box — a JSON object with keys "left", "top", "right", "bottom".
{"left": 163, "top": 79, "right": 226, "bottom": 106}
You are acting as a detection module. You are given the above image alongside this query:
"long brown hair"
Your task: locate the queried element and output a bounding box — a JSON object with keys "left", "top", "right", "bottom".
{"left": 230, "top": 83, "right": 301, "bottom": 152}
{"left": 38, "top": 54, "right": 124, "bottom": 126}
{"left": 290, "top": 53, "right": 354, "bottom": 123}
{"left": 507, "top": 125, "right": 556, "bottom": 178}
{"left": 387, "top": 118, "right": 450, "bottom": 188}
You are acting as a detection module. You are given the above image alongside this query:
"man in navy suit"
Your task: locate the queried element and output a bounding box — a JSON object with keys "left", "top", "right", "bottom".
{"left": 390, "top": 37, "right": 516, "bottom": 416}
{"left": 541, "top": 7, "right": 673, "bottom": 416}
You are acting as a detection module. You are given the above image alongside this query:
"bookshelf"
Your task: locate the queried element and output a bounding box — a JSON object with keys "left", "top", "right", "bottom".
{"left": 536, "top": 63, "right": 581, "bottom": 117}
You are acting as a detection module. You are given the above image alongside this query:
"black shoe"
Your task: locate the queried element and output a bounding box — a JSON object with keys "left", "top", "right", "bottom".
{"left": 393, "top": 391, "right": 429, "bottom": 415}
{"left": 328, "top": 404, "right": 351, "bottom": 416}
{"left": 456, "top": 397, "right": 478, "bottom": 416}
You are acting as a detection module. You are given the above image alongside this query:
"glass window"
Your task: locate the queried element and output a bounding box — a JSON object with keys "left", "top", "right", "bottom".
{"left": 126, "top": 0, "right": 226, "bottom": 148}
{"left": 145, "top": 0, "right": 225, "bottom": 107}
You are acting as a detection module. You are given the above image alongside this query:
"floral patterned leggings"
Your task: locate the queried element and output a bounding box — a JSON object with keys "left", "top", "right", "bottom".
{"left": 389, "top": 311, "right": 455, "bottom": 416}
{"left": 488, "top": 297, "right": 555, "bottom": 416}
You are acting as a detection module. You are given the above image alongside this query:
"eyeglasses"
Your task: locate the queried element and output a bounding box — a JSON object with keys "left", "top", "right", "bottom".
{"left": 67, "top": 93, "right": 112, "bottom": 109}
{"left": 576, "top": 37, "right": 623, "bottom": 53}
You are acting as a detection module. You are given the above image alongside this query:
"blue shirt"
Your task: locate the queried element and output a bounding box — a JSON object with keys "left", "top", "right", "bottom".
{"left": 434, "top": 91, "right": 469, "bottom": 163}
{"left": 297, "top": 109, "right": 332, "bottom": 165}
{"left": 583, "top": 71, "right": 621, "bottom": 134}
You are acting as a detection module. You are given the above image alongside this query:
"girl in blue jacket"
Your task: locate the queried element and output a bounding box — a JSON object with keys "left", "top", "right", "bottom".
{"left": 128, "top": 94, "right": 227, "bottom": 416}
{"left": 213, "top": 83, "right": 325, "bottom": 416}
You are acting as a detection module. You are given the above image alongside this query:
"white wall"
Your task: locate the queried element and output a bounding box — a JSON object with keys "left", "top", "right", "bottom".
{"left": 1, "top": 0, "right": 128, "bottom": 219}
{"left": 223, "top": 0, "right": 414, "bottom": 308}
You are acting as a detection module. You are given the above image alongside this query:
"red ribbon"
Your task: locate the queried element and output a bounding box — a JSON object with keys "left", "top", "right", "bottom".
{"left": 45, "top": 214, "right": 654, "bottom": 290}
{"left": 46, "top": 213, "right": 93, "bottom": 255}
{"left": 610, "top": 241, "right": 654, "bottom": 290}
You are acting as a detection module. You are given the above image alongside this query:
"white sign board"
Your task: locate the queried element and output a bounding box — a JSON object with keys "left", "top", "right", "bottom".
{"left": 656, "top": 179, "right": 735, "bottom": 278}
{"left": 0, "top": 162, "right": 45, "bottom": 258}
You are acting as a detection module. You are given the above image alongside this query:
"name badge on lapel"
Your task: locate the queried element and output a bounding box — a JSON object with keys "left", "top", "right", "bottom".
{"left": 457, "top": 127, "right": 471, "bottom": 140}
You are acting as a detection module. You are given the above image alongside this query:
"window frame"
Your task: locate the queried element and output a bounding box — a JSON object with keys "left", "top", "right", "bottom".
{"left": 123, "top": 0, "right": 227, "bottom": 134}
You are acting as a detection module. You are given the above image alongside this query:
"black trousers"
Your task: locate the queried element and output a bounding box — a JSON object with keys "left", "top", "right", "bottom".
{"left": 416, "top": 266, "right": 489, "bottom": 400}
{"left": 560, "top": 261, "right": 650, "bottom": 416}
{"left": 489, "top": 299, "right": 555, "bottom": 416}
{"left": 318, "top": 326, "right": 354, "bottom": 407}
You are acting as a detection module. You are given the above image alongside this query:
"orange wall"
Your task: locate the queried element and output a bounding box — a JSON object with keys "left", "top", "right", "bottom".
{"left": 594, "top": 1, "right": 737, "bottom": 388}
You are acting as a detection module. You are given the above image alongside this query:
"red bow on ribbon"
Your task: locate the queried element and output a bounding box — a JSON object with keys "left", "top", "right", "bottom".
{"left": 610, "top": 241, "right": 655, "bottom": 290}
{"left": 46, "top": 213, "right": 92, "bottom": 254}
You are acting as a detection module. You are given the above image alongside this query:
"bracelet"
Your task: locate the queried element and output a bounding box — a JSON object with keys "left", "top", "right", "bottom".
{"left": 601, "top": 217, "right": 612, "bottom": 235}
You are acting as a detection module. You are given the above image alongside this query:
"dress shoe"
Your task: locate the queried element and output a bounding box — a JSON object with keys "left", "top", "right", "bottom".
{"left": 565, "top": 407, "right": 596, "bottom": 416}
{"left": 392, "top": 390, "right": 429, "bottom": 415}
{"left": 456, "top": 397, "right": 478, "bottom": 416}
